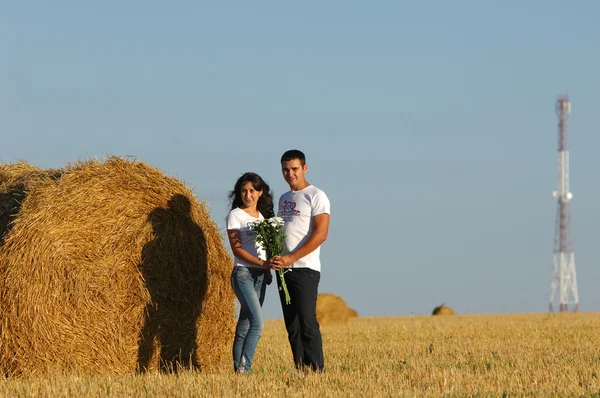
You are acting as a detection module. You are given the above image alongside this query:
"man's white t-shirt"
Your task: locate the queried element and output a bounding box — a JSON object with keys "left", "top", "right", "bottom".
{"left": 277, "top": 185, "right": 330, "bottom": 272}
{"left": 226, "top": 207, "right": 266, "bottom": 269}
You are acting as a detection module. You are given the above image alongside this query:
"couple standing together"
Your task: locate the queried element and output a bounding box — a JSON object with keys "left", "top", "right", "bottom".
{"left": 226, "top": 149, "right": 330, "bottom": 374}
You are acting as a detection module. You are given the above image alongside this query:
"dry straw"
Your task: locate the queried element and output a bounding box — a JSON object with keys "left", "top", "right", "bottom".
{"left": 347, "top": 308, "right": 358, "bottom": 318}
{"left": 432, "top": 304, "right": 455, "bottom": 315}
{"left": 0, "top": 162, "right": 61, "bottom": 245}
{"left": 316, "top": 293, "right": 357, "bottom": 326}
{"left": 0, "top": 157, "right": 234, "bottom": 377}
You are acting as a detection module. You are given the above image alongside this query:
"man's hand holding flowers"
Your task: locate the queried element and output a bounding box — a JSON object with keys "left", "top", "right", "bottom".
{"left": 261, "top": 257, "right": 281, "bottom": 270}
{"left": 270, "top": 254, "right": 294, "bottom": 268}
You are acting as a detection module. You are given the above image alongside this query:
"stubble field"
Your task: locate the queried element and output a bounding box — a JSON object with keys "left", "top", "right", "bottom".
{"left": 1, "top": 313, "right": 599, "bottom": 397}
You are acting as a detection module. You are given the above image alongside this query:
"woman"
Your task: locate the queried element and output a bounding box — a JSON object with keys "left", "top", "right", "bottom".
{"left": 226, "top": 172, "right": 275, "bottom": 374}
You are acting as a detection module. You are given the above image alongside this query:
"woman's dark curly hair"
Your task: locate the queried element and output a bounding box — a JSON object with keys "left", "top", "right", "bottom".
{"left": 229, "top": 172, "right": 274, "bottom": 218}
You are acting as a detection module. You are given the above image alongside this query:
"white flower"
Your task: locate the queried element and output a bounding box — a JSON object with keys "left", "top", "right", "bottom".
{"left": 269, "top": 217, "right": 285, "bottom": 227}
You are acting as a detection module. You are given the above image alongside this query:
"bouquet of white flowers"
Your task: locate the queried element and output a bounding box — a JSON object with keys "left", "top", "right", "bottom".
{"left": 250, "top": 217, "right": 291, "bottom": 304}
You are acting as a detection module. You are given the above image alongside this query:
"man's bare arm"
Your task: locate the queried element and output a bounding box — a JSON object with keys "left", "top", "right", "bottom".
{"left": 274, "top": 213, "right": 330, "bottom": 267}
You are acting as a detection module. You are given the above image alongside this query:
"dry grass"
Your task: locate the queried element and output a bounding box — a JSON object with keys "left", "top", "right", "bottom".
{"left": 1, "top": 312, "right": 599, "bottom": 396}
{"left": 0, "top": 157, "right": 234, "bottom": 376}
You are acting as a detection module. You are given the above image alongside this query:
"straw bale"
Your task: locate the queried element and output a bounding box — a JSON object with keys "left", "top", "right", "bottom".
{"left": 0, "top": 157, "right": 234, "bottom": 376}
{"left": 432, "top": 304, "right": 455, "bottom": 316}
{"left": 0, "top": 162, "right": 61, "bottom": 245}
{"left": 347, "top": 308, "right": 358, "bottom": 318}
{"left": 316, "top": 293, "right": 355, "bottom": 326}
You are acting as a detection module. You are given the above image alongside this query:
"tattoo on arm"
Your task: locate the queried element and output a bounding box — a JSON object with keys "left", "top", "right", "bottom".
{"left": 228, "top": 230, "right": 242, "bottom": 249}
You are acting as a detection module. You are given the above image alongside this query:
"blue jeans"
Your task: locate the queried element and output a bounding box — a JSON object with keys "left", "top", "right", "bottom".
{"left": 231, "top": 266, "right": 268, "bottom": 372}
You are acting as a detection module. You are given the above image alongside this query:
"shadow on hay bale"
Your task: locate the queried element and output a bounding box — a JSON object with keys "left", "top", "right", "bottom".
{"left": 136, "top": 194, "right": 207, "bottom": 372}
{"left": 0, "top": 157, "right": 234, "bottom": 376}
{"left": 0, "top": 162, "right": 61, "bottom": 245}
{"left": 316, "top": 293, "right": 357, "bottom": 326}
{"left": 432, "top": 304, "right": 455, "bottom": 316}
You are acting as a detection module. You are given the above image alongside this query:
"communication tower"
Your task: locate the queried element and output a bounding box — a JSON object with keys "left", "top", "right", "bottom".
{"left": 549, "top": 96, "right": 579, "bottom": 312}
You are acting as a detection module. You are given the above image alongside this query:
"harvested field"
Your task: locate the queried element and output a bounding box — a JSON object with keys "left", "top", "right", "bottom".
{"left": 0, "top": 313, "right": 599, "bottom": 396}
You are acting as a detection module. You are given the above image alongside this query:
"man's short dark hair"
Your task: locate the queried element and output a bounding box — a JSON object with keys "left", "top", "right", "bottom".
{"left": 280, "top": 149, "right": 306, "bottom": 166}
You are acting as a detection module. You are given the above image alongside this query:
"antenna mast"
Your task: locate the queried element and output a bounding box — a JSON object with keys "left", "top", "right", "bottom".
{"left": 549, "top": 96, "right": 579, "bottom": 312}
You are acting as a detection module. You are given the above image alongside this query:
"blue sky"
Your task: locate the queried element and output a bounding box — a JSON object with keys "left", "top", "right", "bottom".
{"left": 2, "top": 1, "right": 599, "bottom": 319}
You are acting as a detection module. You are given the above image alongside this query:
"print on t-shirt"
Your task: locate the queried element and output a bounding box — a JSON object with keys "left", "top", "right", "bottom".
{"left": 242, "top": 220, "right": 258, "bottom": 236}
{"left": 279, "top": 200, "right": 301, "bottom": 222}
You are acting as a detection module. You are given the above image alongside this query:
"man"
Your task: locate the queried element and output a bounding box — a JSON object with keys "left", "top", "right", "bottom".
{"left": 272, "top": 149, "right": 330, "bottom": 372}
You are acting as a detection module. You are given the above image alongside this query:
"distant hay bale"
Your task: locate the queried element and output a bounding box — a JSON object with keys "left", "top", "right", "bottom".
{"left": 0, "top": 157, "right": 234, "bottom": 376}
{"left": 432, "top": 304, "right": 455, "bottom": 316}
{"left": 0, "top": 162, "right": 61, "bottom": 245}
{"left": 316, "top": 293, "right": 356, "bottom": 325}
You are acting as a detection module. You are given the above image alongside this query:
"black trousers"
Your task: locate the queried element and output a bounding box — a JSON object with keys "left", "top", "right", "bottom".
{"left": 276, "top": 267, "right": 324, "bottom": 371}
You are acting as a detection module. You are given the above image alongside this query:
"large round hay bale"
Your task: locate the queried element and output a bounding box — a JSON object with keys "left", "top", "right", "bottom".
{"left": 316, "top": 293, "right": 356, "bottom": 326}
{"left": 432, "top": 304, "right": 455, "bottom": 316}
{"left": 347, "top": 308, "right": 358, "bottom": 318}
{"left": 0, "top": 157, "right": 234, "bottom": 376}
{"left": 0, "top": 162, "right": 61, "bottom": 245}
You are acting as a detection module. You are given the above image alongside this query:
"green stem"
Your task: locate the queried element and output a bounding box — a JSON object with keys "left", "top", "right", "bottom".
{"left": 279, "top": 269, "right": 291, "bottom": 305}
